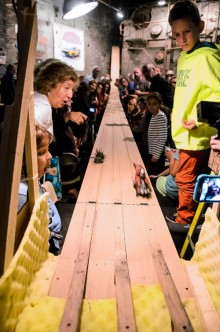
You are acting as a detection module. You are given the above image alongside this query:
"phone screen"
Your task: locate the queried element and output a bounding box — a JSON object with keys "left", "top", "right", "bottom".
{"left": 193, "top": 174, "right": 220, "bottom": 202}
{"left": 89, "top": 107, "right": 95, "bottom": 113}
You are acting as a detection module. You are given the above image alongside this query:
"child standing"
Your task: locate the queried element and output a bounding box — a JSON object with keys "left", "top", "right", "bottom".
{"left": 167, "top": 0, "right": 220, "bottom": 224}
{"left": 147, "top": 92, "right": 168, "bottom": 175}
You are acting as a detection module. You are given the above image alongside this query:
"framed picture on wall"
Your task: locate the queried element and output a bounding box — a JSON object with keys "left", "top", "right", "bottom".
{"left": 53, "top": 23, "right": 85, "bottom": 71}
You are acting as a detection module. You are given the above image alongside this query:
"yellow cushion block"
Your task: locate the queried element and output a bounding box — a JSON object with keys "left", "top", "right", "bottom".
{"left": 79, "top": 298, "right": 117, "bottom": 332}
{"left": 16, "top": 296, "right": 66, "bottom": 332}
{"left": 14, "top": 284, "right": 202, "bottom": 332}
{"left": 191, "top": 207, "right": 220, "bottom": 317}
{"left": 0, "top": 193, "right": 50, "bottom": 332}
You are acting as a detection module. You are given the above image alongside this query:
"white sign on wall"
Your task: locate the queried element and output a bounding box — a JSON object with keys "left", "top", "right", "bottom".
{"left": 53, "top": 23, "right": 85, "bottom": 72}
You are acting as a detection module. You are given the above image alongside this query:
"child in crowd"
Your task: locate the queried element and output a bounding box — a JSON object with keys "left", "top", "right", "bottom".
{"left": 146, "top": 92, "right": 167, "bottom": 175}
{"left": 150, "top": 149, "right": 180, "bottom": 201}
{"left": 167, "top": 0, "right": 220, "bottom": 224}
{"left": 18, "top": 125, "right": 62, "bottom": 255}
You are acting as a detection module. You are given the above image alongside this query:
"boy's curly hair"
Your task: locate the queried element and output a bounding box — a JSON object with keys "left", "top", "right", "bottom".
{"left": 168, "top": 0, "right": 201, "bottom": 26}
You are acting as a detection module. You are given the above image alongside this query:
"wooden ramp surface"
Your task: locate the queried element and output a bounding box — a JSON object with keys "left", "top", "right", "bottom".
{"left": 49, "top": 86, "right": 200, "bottom": 331}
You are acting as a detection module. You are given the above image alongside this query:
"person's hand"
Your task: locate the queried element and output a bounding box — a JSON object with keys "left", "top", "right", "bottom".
{"left": 165, "top": 149, "right": 175, "bottom": 160}
{"left": 183, "top": 119, "right": 197, "bottom": 130}
{"left": 149, "top": 174, "right": 158, "bottom": 179}
{"left": 135, "top": 90, "right": 142, "bottom": 95}
{"left": 151, "top": 156, "right": 158, "bottom": 162}
{"left": 210, "top": 135, "right": 220, "bottom": 151}
{"left": 65, "top": 112, "right": 87, "bottom": 125}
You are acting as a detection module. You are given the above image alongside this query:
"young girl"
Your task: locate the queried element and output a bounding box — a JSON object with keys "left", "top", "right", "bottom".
{"left": 146, "top": 92, "right": 168, "bottom": 175}
{"left": 18, "top": 125, "right": 62, "bottom": 255}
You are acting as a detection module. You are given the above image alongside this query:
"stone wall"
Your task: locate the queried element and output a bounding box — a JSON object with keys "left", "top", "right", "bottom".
{"left": 0, "top": 1, "right": 219, "bottom": 78}
{"left": 120, "top": 1, "right": 220, "bottom": 77}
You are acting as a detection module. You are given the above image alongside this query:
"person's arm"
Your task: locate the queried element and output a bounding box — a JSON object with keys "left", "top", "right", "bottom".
{"left": 64, "top": 111, "right": 87, "bottom": 125}
{"left": 170, "top": 158, "right": 180, "bottom": 177}
{"left": 149, "top": 168, "right": 170, "bottom": 179}
{"left": 166, "top": 149, "right": 180, "bottom": 177}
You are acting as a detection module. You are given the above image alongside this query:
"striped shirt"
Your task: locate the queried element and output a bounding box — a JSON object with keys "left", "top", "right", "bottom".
{"left": 148, "top": 110, "right": 167, "bottom": 160}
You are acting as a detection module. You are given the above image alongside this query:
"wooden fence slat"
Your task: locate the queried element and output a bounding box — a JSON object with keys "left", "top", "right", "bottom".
{"left": 24, "top": 89, "right": 39, "bottom": 213}
{"left": 152, "top": 250, "right": 194, "bottom": 332}
{"left": 115, "top": 205, "right": 136, "bottom": 332}
{"left": 0, "top": 4, "right": 38, "bottom": 275}
{"left": 59, "top": 204, "right": 96, "bottom": 331}
{"left": 185, "top": 262, "right": 220, "bottom": 331}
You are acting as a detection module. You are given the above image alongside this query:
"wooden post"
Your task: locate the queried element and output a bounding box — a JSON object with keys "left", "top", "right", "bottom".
{"left": 0, "top": 3, "right": 38, "bottom": 276}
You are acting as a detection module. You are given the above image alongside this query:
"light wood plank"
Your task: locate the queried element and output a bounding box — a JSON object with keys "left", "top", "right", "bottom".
{"left": 0, "top": 4, "right": 38, "bottom": 275}
{"left": 85, "top": 204, "right": 116, "bottom": 299}
{"left": 50, "top": 203, "right": 95, "bottom": 297}
{"left": 122, "top": 205, "right": 158, "bottom": 285}
{"left": 25, "top": 91, "right": 39, "bottom": 212}
{"left": 152, "top": 250, "right": 194, "bottom": 332}
{"left": 142, "top": 205, "right": 194, "bottom": 299}
{"left": 114, "top": 205, "right": 136, "bottom": 332}
{"left": 185, "top": 262, "right": 220, "bottom": 332}
{"left": 59, "top": 203, "right": 96, "bottom": 331}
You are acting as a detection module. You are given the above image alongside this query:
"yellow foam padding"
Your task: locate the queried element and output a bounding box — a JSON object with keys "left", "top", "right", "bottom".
{"left": 24, "top": 253, "right": 58, "bottom": 303}
{"left": 14, "top": 284, "right": 202, "bottom": 332}
{"left": 132, "top": 284, "right": 202, "bottom": 332}
{"left": 78, "top": 298, "right": 117, "bottom": 332}
{"left": 15, "top": 296, "right": 66, "bottom": 332}
{"left": 191, "top": 207, "right": 220, "bottom": 317}
{"left": 0, "top": 193, "right": 50, "bottom": 332}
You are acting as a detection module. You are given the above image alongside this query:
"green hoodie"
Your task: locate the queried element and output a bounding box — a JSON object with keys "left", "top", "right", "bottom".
{"left": 172, "top": 43, "right": 220, "bottom": 150}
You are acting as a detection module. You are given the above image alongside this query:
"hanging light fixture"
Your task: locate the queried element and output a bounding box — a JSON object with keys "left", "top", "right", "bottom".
{"left": 158, "top": 0, "right": 166, "bottom": 6}
{"left": 63, "top": 0, "right": 98, "bottom": 20}
{"left": 63, "top": 0, "right": 124, "bottom": 20}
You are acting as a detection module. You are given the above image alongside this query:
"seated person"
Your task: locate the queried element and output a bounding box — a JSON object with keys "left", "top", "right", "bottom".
{"left": 150, "top": 149, "right": 179, "bottom": 201}
{"left": 18, "top": 125, "right": 62, "bottom": 255}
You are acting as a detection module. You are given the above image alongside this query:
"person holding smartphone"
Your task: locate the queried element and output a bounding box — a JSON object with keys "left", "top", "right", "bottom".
{"left": 166, "top": 0, "right": 220, "bottom": 225}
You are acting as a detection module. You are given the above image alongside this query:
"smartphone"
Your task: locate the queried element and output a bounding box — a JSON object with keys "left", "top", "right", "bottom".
{"left": 89, "top": 107, "right": 95, "bottom": 113}
{"left": 193, "top": 174, "right": 220, "bottom": 202}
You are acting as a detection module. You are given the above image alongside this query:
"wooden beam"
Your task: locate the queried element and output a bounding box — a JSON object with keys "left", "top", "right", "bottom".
{"left": 152, "top": 250, "right": 194, "bottom": 332}
{"left": 25, "top": 90, "right": 39, "bottom": 213}
{"left": 114, "top": 205, "right": 136, "bottom": 332}
{"left": 59, "top": 204, "right": 96, "bottom": 331}
{"left": 0, "top": 3, "right": 38, "bottom": 275}
{"left": 185, "top": 262, "right": 220, "bottom": 331}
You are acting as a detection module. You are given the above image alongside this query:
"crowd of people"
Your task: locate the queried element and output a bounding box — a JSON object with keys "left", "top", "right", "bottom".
{"left": 115, "top": 0, "right": 220, "bottom": 228}
{"left": 0, "top": 60, "right": 112, "bottom": 255}
{"left": 1, "top": 0, "right": 220, "bottom": 256}
{"left": 115, "top": 64, "right": 175, "bottom": 177}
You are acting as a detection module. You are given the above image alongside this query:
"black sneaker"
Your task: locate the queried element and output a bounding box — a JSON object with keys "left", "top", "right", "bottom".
{"left": 165, "top": 213, "right": 177, "bottom": 223}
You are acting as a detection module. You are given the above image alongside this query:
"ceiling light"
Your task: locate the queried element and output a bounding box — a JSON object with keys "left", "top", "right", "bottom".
{"left": 117, "top": 11, "right": 124, "bottom": 18}
{"left": 63, "top": 0, "right": 124, "bottom": 20}
{"left": 63, "top": 0, "right": 98, "bottom": 20}
{"left": 158, "top": 0, "right": 166, "bottom": 5}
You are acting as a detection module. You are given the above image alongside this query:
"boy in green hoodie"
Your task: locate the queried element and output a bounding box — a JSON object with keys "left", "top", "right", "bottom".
{"left": 166, "top": 0, "right": 220, "bottom": 224}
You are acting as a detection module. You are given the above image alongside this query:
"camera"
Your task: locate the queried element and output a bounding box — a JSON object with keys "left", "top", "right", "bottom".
{"left": 197, "top": 101, "right": 220, "bottom": 137}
